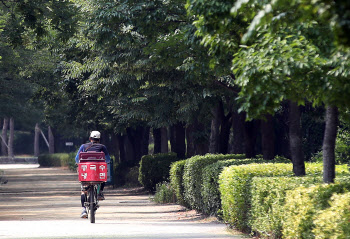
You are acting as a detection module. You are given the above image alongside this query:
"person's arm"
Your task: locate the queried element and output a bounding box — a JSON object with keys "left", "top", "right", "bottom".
{"left": 102, "top": 145, "right": 111, "bottom": 163}
{"left": 75, "top": 145, "right": 84, "bottom": 164}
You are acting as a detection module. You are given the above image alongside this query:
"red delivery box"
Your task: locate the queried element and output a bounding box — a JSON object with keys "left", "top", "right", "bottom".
{"left": 78, "top": 161, "right": 108, "bottom": 182}
{"left": 78, "top": 152, "right": 107, "bottom": 182}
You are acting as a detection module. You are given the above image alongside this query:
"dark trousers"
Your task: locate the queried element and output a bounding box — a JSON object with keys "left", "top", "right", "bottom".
{"left": 81, "top": 182, "right": 105, "bottom": 207}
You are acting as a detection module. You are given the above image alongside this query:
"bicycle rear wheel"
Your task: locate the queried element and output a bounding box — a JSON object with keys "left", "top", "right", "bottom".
{"left": 89, "top": 186, "right": 96, "bottom": 223}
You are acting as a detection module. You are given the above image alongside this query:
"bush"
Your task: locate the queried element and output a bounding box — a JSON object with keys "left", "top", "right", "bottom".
{"left": 201, "top": 156, "right": 290, "bottom": 217}
{"left": 138, "top": 152, "right": 178, "bottom": 191}
{"left": 183, "top": 154, "right": 245, "bottom": 211}
{"left": 250, "top": 176, "right": 323, "bottom": 238}
{"left": 282, "top": 180, "right": 350, "bottom": 239}
{"left": 313, "top": 192, "right": 350, "bottom": 238}
{"left": 218, "top": 163, "right": 349, "bottom": 232}
{"left": 152, "top": 182, "right": 177, "bottom": 204}
{"left": 311, "top": 128, "right": 350, "bottom": 164}
{"left": 219, "top": 163, "right": 294, "bottom": 232}
{"left": 38, "top": 153, "right": 76, "bottom": 169}
{"left": 169, "top": 159, "right": 187, "bottom": 206}
{"left": 124, "top": 166, "right": 142, "bottom": 187}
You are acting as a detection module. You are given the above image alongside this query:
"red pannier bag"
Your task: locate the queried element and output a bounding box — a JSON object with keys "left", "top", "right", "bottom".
{"left": 78, "top": 152, "right": 107, "bottom": 182}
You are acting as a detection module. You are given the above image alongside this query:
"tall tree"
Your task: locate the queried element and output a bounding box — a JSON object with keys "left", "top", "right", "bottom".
{"left": 1, "top": 118, "right": 8, "bottom": 156}
{"left": 232, "top": 0, "right": 350, "bottom": 183}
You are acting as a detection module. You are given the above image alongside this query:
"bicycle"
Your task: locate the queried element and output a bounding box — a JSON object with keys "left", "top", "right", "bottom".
{"left": 78, "top": 152, "right": 107, "bottom": 223}
{"left": 82, "top": 183, "right": 101, "bottom": 223}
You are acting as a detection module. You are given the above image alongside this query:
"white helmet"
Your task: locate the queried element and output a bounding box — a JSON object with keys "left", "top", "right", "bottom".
{"left": 90, "top": 131, "right": 101, "bottom": 139}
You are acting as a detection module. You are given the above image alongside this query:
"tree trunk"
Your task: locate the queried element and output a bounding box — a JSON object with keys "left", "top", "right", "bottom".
{"left": 230, "top": 111, "right": 245, "bottom": 154}
{"left": 1, "top": 118, "right": 8, "bottom": 156}
{"left": 126, "top": 126, "right": 150, "bottom": 163}
{"left": 160, "top": 127, "right": 168, "bottom": 153}
{"left": 193, "top": 121, "right": 209, "bottom": 155}
{"left": 261, "top": 114, "right": 275, "bottom": 160}
{"left": 124, "top": 133, "right": 135, "bottom": 162}
{"left": 289, "top": 101, "right": 305, "bottom": 176}
{"left": 169, "top": 126, "right": 175, "bottom": 153}
{"left": 219, "top": 112, "right": 232, "bottom": 154}
{"left": 117, "top": 134, "right": 126, "bottom": 163}
{"left": 186, "top": 124, "right": 195, "bottom": 158}
{"left": 8, "top": 118, "right": 14, "bottom": 158}
{"left": 153, "top": 128, "right": 162, "bottom": 154}
{"left": 141, "top": 126, "right": 150, "bottom": 157}
{"left": 209, "top": 103, "right": 222, "bottom": 153}
{"left": 48, "top": 126, "right": 54, "bottom": 154}
{"left": 111, "top": 134, "right": 120, "bottom": 163}
{"left": 245, "top": 120, "right": 258, "bottom": 158}
{"left": 170, "top": 122, "right": 186, "bottom": 158}
{"left": 34, "top": 123, "right": 40, "bottom": 157}
{"left": 323, "top": 106, "right": 338, "bottom": 183}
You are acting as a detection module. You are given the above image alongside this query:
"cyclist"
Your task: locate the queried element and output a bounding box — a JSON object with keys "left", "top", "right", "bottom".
{"left": 75, "top": 130, "right": 111, "bottom": 218}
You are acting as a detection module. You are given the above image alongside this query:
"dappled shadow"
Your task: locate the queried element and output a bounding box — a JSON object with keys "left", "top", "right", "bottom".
{"left": 0, "top": 167, "right": 217, "bottom": 223}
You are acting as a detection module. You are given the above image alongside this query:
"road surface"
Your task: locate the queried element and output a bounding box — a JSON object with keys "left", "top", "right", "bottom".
{"left": 0, "top": 165, "right": 249, "bottom": 239}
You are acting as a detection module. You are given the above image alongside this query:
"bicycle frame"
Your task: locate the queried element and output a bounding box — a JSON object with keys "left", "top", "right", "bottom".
{"left": 83, "top": 183, "right": 101, "bottom": 223}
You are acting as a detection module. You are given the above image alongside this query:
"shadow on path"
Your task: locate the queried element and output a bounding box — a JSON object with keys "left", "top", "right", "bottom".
{"left": 0, "top": 166, "right": 250, "bottom": 239}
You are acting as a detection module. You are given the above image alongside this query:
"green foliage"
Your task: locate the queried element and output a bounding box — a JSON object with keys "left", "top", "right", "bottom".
{"left": 283, "top": 180, "right": 350, "bottom": 239}
{"left": 38, "top": 153, "right": 76, "bottom": 170}
{"left": 250, "top": 176, "right": 323, "bottom": 238}
{"left": 183, "top": 154, "right": 245, "bottom": 210}
{"left": 312, "top": 128, "right": 350, "bottom": 164}
{"left": 201, "top": 156, "right": 290, "bottom": 217}
{"left": 138, "top": 153, "right": 179, "bottom": 191}
{"left": 0, "top": 0, "right": 79, "bottom": 46}
{"left": 124, "top": 166, "right": 141, "bottom": 188}
{"left": 335, "top": 128, "right": 350, "bottom": 164}
{"left": 232, "top": 0, "right": 350, "bottom": 47}
{"left": 152, "top": 182, "right": 177, "bottom": 204}
{"left": 231, "top": 24, "right": 329, "bottom": 119}
{"left": 219, "top": 163, "right": 294, "bottom": 232}
{"left": 169, "top": 159, "right": 187, "bottom": 206}
{"left": 114, "top": 161, "right": 139, "bottom": 187}
{"left": 219, "top": 163, "right": 349, "bottom": 232}
{"left": 313, "top": 192, "right": 350, "bottom": 239}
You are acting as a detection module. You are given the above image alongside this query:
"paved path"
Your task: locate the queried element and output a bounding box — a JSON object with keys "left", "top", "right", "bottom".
{"left": 0, "top": 165, "right": 249, "bottom": 239}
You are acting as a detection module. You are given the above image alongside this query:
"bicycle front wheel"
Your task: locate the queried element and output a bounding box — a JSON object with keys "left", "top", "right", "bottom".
{"left": 89, "top": 186, "right": 96, "bottom": 223}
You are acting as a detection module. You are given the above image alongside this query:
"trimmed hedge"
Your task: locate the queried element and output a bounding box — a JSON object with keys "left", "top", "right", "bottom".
{"left": 138, "top": 152, "right": 178, "bottom": 191}
{"left": 313, "top": 192, "right": 350, "bottom": 238}
{"left": 38, "top": 153, "right": 76, "bottom": 169}
{"left": 219, "top": 163, "right": 294, "bottom": 232}
{"left": 201, "top": 156, "right": 290, "bottom": 217}
{"left": 201, "top": 158, "right": 261, "bottom": 216}
{"left": 169, "top": 159, "right": 187, "bottom": 206}
{"left": 219, "top": 163, "right": 349, "bottom": 232}
{"left": 283, "top": 180, "right": 350, "bottom": 239}
{"left": 250, "top": 176, "right": 323, "bottom": 238}
{"left": 183, "top": 154, "right": 245, "bottom": 210}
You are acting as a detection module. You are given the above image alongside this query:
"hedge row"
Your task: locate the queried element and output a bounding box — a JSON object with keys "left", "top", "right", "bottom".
{"left": 38, "top": 153, "right": 76, "bottom": 170}
{"left": 165, "top": 153, "right": 350, "bottom": 238}
{"left": 313, "top": 191, "right": 350, "bottom": 238}
{"left": 283, "top": 179, "right": 350, "bottom": 239}
{"left": 201, "top": 156, "right": 290, "bottom": 217}
{"left": 169, "top": 159, "right": 187, "bottom": 206}
{"left": 250, "top": 176, "right": 323, "bottom": 238}
{"left": 182, "top": 154, "right": 245, "bottom": 211}
{"left": 138, "top": 152, "right": 179, "bottom": 191}
{"left": 219, "top": 163, "right": 350, "bottom": 234}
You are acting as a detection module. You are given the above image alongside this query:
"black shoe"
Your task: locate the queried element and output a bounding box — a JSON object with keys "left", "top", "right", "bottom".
{"left": 97, "top": 192, "right": 105, "bottom": 200}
